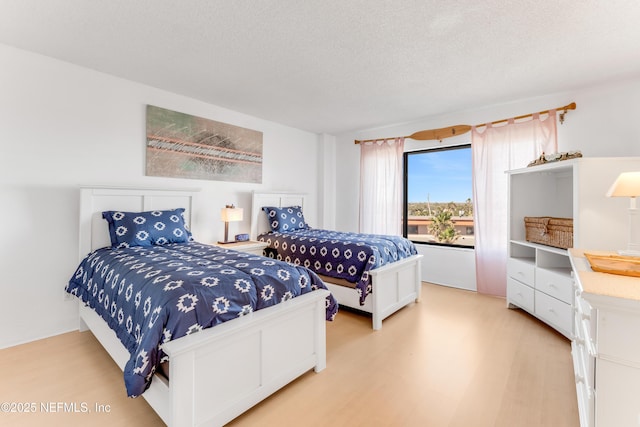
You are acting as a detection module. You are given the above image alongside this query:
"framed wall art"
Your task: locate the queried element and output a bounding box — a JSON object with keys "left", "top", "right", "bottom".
{"left": 145, "top": 105, "right": 263, "bottom": 183}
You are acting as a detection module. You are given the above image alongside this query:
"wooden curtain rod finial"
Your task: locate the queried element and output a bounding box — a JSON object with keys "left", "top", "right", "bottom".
{"left": 558, "top": 102, "right": 576, "bottom": 124}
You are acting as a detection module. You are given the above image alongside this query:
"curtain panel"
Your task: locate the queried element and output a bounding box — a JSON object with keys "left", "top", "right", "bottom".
{"left": 471, "top": 112, "right": 557, "bottom": 296}
{"left": 359, "top": 137, "right": 404, "bottom": 235}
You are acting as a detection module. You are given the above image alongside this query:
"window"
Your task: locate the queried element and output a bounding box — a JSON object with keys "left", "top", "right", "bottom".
{"left": 403, "top": 145, "right": 474, "bottom": 248}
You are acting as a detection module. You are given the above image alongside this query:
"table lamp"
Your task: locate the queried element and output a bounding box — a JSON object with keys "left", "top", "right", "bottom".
{"left": 606, "top": 171, "right": 640, "bottom": 256}
{"left": 219, "top": 204, "right": 243, "bottom": 244}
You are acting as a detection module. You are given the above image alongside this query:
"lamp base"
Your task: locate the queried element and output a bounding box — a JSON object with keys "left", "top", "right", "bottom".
{"left": 617, "top": 249, "right": 640, "bottom": 257}
{"left": 625, "top": 207, "right": 640, "bottom": 257}
{"left": 217, "top": 240, "right": 237, "bottom": 245}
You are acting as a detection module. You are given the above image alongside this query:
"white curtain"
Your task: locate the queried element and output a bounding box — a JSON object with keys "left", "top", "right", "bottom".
{"left": 471, "top": 112, "right": 557, "bottom": 296}
{"left": 359, "top": 137, "right": 404, "bottom": 235}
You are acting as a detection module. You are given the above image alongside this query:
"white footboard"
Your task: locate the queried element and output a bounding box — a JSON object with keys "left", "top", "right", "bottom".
{"left": 79, "top": 289, "right": 329, "bottom": 426}
{"left": 325, "top": 254, "right": 422, "bottom": 330}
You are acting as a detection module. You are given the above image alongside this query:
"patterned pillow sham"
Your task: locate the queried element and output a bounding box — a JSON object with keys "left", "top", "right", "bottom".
{"left": 262, "top": 206, "right": 309, "bottom": 232}
{"left": 102, "top": 208, "right": 193, "bottom": 248}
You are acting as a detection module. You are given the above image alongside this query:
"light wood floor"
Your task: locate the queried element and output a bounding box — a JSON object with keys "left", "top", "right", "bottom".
{"left": 0, "top": 283, "right": 579, "bottom": 426}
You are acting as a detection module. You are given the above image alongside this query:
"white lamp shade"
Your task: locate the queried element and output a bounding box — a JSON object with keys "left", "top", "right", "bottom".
{"left": 221, "top": 207, "right": 243, "bottom": 222}
{"left": 606, "top": 172, "right": 640, "bottom": 197}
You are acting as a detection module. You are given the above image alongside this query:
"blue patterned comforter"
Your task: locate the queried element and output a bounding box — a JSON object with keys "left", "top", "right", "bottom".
{"left": 66, "top": 242, "right": 337, "bottom": 397}
{"left": 257, "top": 229, "right": 418, "bottom": 305}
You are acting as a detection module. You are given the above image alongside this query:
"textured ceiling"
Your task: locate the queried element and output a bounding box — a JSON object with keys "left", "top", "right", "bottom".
{"left": 1, "top": 1, "right": 640, "bottom": 135}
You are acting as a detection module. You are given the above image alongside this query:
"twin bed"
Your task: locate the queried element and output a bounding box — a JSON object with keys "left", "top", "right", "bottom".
{"left": 251, "top": 192, "right": 423, "bottom": 330}
{"left": 69, "top": 187, "right": 336, "bottom": 426}
{"left": 68, "top": 187, "right": 422, "bottom": 426}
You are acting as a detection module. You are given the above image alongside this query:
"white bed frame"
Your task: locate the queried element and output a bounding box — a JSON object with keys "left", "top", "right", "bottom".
{"left": 251, "top": 191, "right": 423, "bottom": 330}
{"left": 76, "top": 187, "right": 330, "bottom": 427}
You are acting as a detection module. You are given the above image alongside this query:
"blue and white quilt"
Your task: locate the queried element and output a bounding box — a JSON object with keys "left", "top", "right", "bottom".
{"left": 257, "top": 229, "right": 418, "bottom": 305}
{"left": 66, "top": 242, "right": 338, "bottom": 397}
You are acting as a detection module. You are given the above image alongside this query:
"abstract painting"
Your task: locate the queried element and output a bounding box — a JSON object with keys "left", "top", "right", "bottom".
{"left": 145, "top": 105, "right": 263, "bottom": 183}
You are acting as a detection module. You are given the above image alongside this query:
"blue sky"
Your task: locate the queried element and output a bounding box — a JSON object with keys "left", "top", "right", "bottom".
{"left": 407, "top": 147, "right": 472, "bottom": 203}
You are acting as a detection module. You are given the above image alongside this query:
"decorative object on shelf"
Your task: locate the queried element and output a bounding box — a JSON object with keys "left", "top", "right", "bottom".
{"left": 606, "top": 171, "right": 640, "bottom": 256}
{"left": 524, "top": 216, "right": 574, "bottom": 249}
{"left": 235, "top": 233, "right": 249, "bottom": 242}
{"left": 527, "top": 150, "right": 583, "bottom": 167}
{"left": 584, "top": 252, "right": 640, "bottom": 277}
{"left": 219, "top": 204, "right": 243, "bottom": 244}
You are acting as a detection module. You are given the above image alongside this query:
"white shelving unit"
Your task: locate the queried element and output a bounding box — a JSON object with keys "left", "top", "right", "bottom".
{"left": 506, "top": 157, "right": 640, "bottom": 338}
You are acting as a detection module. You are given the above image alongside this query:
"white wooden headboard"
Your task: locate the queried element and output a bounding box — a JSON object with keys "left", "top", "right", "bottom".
{"left": 250, "top": 191, "right": 306, "bottom": 240}
{"left": 79, "top": 187, "right": 200, "bottom": 260}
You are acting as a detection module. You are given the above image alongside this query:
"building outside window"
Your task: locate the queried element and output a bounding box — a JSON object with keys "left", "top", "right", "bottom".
{"left": 403, "top": 144, "right": 474, "bottom": 248}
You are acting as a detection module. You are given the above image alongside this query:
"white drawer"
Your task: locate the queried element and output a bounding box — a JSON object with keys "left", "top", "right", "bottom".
{"left": 535, "top": 291, "right": 573, "bottom": 336}
{"left": 242, "top": 247, "right": 267, "bottom": 256}
{"left": 507, "top": 258, "right": 535, "bottom": 287}
{"left": 572, "top": 342, "right": 594, "bottom": 395}
{"left": 574, "top": 374, "right": 594, "bottom": 427}
{"left": 574, "top": 307, "right": 584, "bottom": 341}
{"left": 572, "top": 338, "right": 595, "bottom": 392}
{"left": 507, "top": 277, "right": 534, "bottom": 313}
{"left": 598, "top": 310, "right": 640, "bottom": 365}
{"left": 582, "top": 318, "right": 597, "bottom": 356}
{"left": 577, "top": 295, "right": 592, "bottom": 320}
{"left": 535, "top": 267, "right": 573, "bottom": 304}
{"left": 576, "top": 297, "right": 596, "bottom": 356}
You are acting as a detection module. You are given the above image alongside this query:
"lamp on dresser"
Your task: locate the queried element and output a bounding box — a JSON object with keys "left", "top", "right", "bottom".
{"left": 606, "top": 171, "right": 640, "bottom": 256}
{"left": 219, "top": 204, "right": 243, "bottom": 244}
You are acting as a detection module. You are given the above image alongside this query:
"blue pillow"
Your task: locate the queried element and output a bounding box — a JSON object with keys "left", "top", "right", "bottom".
{"left": 262, "top": 206, "right": 309, "bottom": 232}
{"left": 102, "top": 208, "right": 193, "bottom": 248}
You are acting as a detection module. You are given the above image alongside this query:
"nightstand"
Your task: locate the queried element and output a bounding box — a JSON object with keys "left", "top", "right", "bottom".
{"left": 213, "top": 240, "right": 268, "bottom": 256}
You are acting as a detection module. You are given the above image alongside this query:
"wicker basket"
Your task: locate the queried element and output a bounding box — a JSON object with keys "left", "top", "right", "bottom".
{"left": 524, "top": 217, "right": 574, "bottom": 249}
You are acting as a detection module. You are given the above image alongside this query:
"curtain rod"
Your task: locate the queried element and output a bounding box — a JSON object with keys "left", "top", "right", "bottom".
{"left": 354, "top": 102, "right": 576, "bottom": 144}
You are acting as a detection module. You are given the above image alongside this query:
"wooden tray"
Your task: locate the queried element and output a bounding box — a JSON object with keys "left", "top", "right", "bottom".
{"left": 584, "top": 252, "right": 640, "bottom": 277}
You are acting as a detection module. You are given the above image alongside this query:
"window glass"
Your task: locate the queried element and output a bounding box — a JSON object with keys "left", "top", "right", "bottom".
{"left": 403, "top": 145, "right": 474, "bottom": 248}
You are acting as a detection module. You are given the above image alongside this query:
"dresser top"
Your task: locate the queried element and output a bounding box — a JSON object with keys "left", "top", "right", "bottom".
{"left": 569, "top": 248, "right": 640, "bottom": 302}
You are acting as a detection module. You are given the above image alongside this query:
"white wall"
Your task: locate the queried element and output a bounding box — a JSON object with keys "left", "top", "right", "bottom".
{"left": 0, "top": 44, "right": 323, "bottom": 349}
{"left": 335, "top": 74, "right": 640, "bottom": 290}
{"left": 318, "top": 133, "right": 337, "bottom": 229}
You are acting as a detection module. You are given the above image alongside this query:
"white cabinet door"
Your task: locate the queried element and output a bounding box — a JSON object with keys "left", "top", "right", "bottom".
{"left": 596, "top": 359, "right": 640, "bottom": 427}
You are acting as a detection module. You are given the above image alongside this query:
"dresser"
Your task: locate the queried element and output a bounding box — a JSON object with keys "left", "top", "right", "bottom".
{"left": 569, "top": 249, "right": 640, "bottom": 427}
